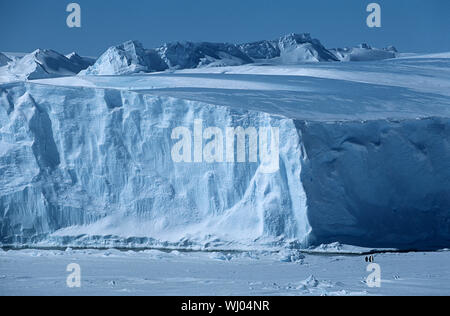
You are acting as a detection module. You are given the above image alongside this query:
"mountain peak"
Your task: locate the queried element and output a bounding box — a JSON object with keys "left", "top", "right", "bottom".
{"left": 0, "top": 52, "right": 12, "bottom": 66}
{"left": 2, "top": 33, "right": 400, "bottom": 79}
{"left": 280, "top": 32, "right": 313, "bottom": 43}
{"left": 5, "top": 48, "right": 91, "bottom": 80}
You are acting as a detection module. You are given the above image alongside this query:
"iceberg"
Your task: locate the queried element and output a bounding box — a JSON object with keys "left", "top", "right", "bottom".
{"left": 1, "top": 51, "right": 449, "bottom": 250}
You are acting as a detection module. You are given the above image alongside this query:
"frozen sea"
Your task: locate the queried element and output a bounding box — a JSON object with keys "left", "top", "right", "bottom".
{"left": 1, "top": 248, "right": 449, "bottom": 296}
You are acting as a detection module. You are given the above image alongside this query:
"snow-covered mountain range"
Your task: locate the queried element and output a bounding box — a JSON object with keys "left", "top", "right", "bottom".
{"left": 82, "top": 33, "right": 397, "bottom": 76}
{"left": 0, "top": 49, "right": 94, "bottom": 82}
{"left": 1, "top": 33, "right": 398, "bottom": 80}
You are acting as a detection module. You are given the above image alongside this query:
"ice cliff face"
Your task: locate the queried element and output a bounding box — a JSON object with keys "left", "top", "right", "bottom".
{"left": 0, "top": 82, "right": 310, "bottom": 248}
{"left": 1, "top": 63, "right": 449, "bottom": 249}
{"left": 298, "top": 119, "right": 450, "bottom": 249}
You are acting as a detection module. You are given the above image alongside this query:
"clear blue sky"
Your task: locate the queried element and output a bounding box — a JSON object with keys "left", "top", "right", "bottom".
{"left": 1, "top": 0, "right": 449, "bottom": 56}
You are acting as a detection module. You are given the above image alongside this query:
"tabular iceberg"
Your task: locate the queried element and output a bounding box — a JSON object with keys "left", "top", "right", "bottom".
{"left": 1, "top": 51, "right": 449, "bottom": 250}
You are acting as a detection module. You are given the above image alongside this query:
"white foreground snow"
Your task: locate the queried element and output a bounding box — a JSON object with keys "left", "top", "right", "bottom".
{"left": 0, "top": 248, "right": 449, "bottom": 296}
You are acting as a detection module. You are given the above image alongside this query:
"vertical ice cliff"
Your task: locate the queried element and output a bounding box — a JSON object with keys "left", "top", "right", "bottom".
{"left": 297, "top": 119, "right": 450, "bottom": 249}
{"left": 0, "top": 77, "right": 449, "bottom": 250}
{"left": 0, "top": 82, "right": 311, "bottom": 249}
